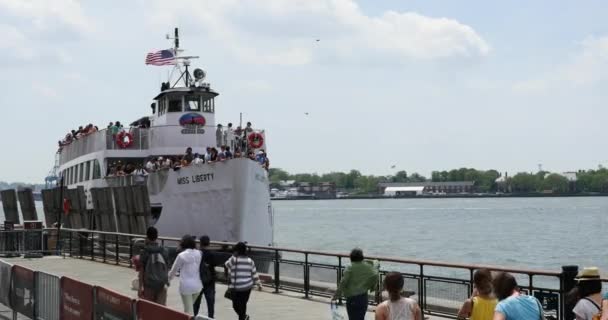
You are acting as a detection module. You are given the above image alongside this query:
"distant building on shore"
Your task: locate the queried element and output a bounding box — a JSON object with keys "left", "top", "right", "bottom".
{"left": 297, "top": 182, "right": 337, "bottom": 199}
{"left": 378, "top": 181, "right": 475, "bottom": 196}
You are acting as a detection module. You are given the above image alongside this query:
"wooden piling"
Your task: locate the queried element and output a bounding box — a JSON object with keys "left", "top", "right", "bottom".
{"left": 17, "top": 188, "right": 39, "bottom": 221}
{"left": 1, "top": 189, "right": 20, "bottom": 224}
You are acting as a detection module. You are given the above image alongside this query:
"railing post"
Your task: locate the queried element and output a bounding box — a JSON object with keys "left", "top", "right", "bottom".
{"left": 337, "top": 256, "right": 343, "bottom": 305}
{"left": 102, "top": 233, "right": 106, "bottom": 263}
{"left": 69, "top": 231, "right": 73, "bottom": 257}
{"left": 304, "top": 252, "right": 309, "bottom": 299}
{"left": 273, "top": 249, "right": 280, "bottom": 293}
{"left": 469, "top": 268, "right": 474, "bottom": 296}
{"left": 129, "top": 236, "right": 133, "bottom": 268}
{"left": 90, "top": 232, "right": 94, "bottom": 261}
{"left": 561, "top": 265, "right": 578, "bottom": 320}
{"left": 419, "top": 264, "right": 425, "bottom": 312}
{"left": 115, "top": 234, "right": 119, "bottom": 265}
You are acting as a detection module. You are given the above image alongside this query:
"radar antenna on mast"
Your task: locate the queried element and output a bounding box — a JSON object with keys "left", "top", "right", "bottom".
{"left": 164, "top": 27, "right": 201, "bottom": 88}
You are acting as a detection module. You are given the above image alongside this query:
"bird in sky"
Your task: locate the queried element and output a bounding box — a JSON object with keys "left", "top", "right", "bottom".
{"left": 304, "top": 112, "right": 309, "bottom": 116}
{"left": 316, "top": 39, "right": 320, "bottom": 42}
{"left": 390, "top": 165, "right": 396, "bottom": 169}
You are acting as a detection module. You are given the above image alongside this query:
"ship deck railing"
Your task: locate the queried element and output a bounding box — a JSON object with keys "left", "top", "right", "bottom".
{"left": 58, "top": 125, "right": 266, "bottom": 165}
{"left": 1, "top": 228, "right": 604, "bottom": 319}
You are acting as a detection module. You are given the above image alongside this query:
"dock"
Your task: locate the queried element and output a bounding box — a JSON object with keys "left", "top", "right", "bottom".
{"left": 1, "top": 256, "right": 448, "bottom": 320}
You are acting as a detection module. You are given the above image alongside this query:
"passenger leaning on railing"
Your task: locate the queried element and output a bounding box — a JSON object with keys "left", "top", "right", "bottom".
{"left": 458, "top": 269, "right": 497, "bottom": 320}
{"left": 492, "top": 272, "right": 544, "bottom": 320}
{"left": 333, "top": 248, "right": 379, "bottom": 320}
{"left": 375, "top": 272, "right": 421, "bottom": 320}
{"left": 567, "top": 267, "right": 603, "bottom": 320}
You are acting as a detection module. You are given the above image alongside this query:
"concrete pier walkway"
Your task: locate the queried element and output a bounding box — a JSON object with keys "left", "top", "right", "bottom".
{"left": 1, "top": 256, "right": 448, "bottom": 320}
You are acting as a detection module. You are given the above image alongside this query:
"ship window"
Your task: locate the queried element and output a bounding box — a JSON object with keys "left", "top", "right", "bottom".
{"left": 85, "top": 161, "right": 91, "bottom": 181}
{"left": 68, "top": 167, "right": 73, "bottom": 184}
{"left": 168, "top": 97, "right": 182, "bottom": 112}
{"left": 79, "top": 163, "right": 85, "bottom": 183}
{"left": 185, "top": 95, "right": 200, "bottom": 111}
{"left": 93, "top": 160, "right": 101, "bottom": 179}
{"left": 158, "top": 98, "right": 166, "bottom": 115}
{"left": 202, "top": 98, "right": 214, "bottom": 113}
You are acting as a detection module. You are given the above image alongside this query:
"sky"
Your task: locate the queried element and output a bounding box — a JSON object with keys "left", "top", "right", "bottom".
{"left": 1, "top": 0, "right": 608, "bottom": 183}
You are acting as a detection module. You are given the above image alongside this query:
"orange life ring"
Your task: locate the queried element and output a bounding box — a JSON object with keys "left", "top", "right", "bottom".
{"left": 248, "top": 132, "right": 264, "bottom": 149}
{"left": 116, "top": 131, "right": 134, "bottom": 148}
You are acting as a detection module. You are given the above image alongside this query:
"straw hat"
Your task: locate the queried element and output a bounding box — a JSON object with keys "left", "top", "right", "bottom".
{"left": 575, "top": 267, "right": 601, "bottom": 281}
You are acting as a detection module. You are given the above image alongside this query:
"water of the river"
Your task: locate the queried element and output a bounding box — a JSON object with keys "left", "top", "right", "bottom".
{"left": 2, "top": 197, "right": 606, "bottom": 273}
{"left": 272, "top": 197, "right": 608, "bottom": 273}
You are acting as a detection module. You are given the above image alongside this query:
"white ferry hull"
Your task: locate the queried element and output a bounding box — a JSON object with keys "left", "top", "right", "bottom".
{"left": 148, "top": 158, "right": 273, "bottom": 246}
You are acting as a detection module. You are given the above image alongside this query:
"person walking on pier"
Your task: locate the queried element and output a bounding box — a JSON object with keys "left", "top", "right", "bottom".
{"left": 333, "top": 248, "right": 379, "bottom": 320}
{"left": 458, "top": 269, "right": 497, "bottom": 320}
{"left": 139, "top": 227, "right": 170, "bottom": 305}
{"left": 169, "top": 235, "right": 203, "bottom": 315}
{"left": 492, "top": 272, "right": 543, "bottom": 320}
{"left": 194, "top": 235, "right": 217, "bottom": 318}
{"left": 375, "top": 272, "right": 420, "bottom": 320}
{"left": 568, "top": 267, "right": 603, "bottom": 320}
{"left": 225, "top": 241, "right": 263, "bottom": 320}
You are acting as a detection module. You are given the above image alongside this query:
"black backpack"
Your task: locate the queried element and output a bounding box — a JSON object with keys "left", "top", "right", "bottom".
{"left": 199, "top": 250, "right": 213, "bottom": 286}
{"left": 143, "top": 248, "right": 169, "bottom": 290}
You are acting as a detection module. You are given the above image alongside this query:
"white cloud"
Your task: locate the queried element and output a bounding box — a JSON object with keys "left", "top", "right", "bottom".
{"left": 33, "top": 83, "right": 60, "bottom": 99}
{"left": 0, "top": 0, "right": 93, "bottom": 34}
{"left": 0, "top": 0, "right": 93, "bottom": 64}
{"left": 514, "top": 35, "right": 608, "bottom": 94}
{"left": 146, "top": 0, "right": 490, "bottom": 65}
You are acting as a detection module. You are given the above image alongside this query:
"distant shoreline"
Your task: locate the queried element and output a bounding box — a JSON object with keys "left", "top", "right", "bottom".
{"left": 272, "top": 193, "right": 608, "bottom": 201}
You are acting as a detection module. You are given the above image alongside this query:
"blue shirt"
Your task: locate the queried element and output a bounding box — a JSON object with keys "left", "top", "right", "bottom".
{"left": 495, "top": 295, "right": 542, "bottom": 320}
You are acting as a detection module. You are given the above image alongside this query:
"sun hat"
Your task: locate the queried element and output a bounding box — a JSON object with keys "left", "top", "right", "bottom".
{"left": 575, "top": 267, "right": 601, "bottom": 281}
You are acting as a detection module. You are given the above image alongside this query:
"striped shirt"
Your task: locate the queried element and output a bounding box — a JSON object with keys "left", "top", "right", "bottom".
{"left": 225, "top": 255, "right": 260, "bottom": 291}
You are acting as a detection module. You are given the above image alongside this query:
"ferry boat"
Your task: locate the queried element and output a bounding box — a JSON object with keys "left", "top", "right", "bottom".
{"left": 53, "top": 29, "right": 273, "bottom": 247}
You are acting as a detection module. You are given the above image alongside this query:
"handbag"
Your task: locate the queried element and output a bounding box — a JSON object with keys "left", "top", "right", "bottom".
{"left": 224, "top": 256, "right": 237, "bottom": 300}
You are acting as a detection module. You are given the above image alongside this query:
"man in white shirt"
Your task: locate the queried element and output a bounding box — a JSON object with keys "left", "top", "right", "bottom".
{"left": 145, "top": 158, "right": 157, "bottom": 173}
{"left": 192, "top": 154, "right": 204, "bottom": 165}
{"left": 215, "top": 124, "right": 223, "bottom": 148}
{"left": 203, "top": 147, "right": 212, "bottom": 162}
{"left": 162, "top": 158, "right": 172, "bottom": 169}
{"left": 225, "top": 123, "right": 234, "bottom": 149}
{"left": 133, "top": 164, "right": 147, "bottom": 184}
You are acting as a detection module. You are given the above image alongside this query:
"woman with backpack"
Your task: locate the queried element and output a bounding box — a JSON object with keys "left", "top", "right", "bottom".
{"left": 457, "top": 269, "right": 497, "bottom": 320}
{"left": 224, "top": 242, "right": 263, "bottom": 320}
{"left": 169, "top": 235, "right": 203, "bottom": 315}
{"left": 567, "top": 267, "right": 603, "bottom": 320}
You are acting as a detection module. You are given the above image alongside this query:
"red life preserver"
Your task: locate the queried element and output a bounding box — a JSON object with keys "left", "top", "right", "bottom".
{"left": 116, "top": 131, "right": 134, "bottom": 148}
{"left": 248, "top": 132, "right": 264, "bottom": 149}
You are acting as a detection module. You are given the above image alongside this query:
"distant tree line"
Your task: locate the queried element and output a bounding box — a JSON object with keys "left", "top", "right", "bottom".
{"left": 0, "top": 181, "right": 45, "bottom": 192}
{"left": 269, "top": 166, "right": 608, "bottom": 194}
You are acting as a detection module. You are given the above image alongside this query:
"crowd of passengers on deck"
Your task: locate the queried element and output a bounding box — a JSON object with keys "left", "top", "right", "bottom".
{"left": 105, "top": 146, "right": 269, "bottom": 178}
{"left": 58, "top": 123, "right": 101, "bottom": 148}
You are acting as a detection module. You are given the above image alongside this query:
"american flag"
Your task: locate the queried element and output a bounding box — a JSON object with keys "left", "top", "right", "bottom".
{"left": 145, "top": 49, "right": 176, "bottom": 66}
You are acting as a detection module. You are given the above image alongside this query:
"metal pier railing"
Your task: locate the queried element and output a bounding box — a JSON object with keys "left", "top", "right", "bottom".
{"left": 0, "top": 227, "right": 605, "bottom": 320}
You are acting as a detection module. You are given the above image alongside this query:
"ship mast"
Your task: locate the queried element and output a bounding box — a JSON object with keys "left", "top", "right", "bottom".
{"left": 166, "top": 27, "right": 199, "bottom": 88}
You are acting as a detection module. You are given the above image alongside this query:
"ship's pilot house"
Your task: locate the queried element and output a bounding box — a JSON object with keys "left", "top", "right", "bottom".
{"left": 150, "top": 68, "right": 219, "bottom": 128}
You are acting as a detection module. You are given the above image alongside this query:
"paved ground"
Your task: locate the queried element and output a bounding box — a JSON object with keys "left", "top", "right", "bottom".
{"left": 1, "top": 256, "right": 449, "bottom": 320}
